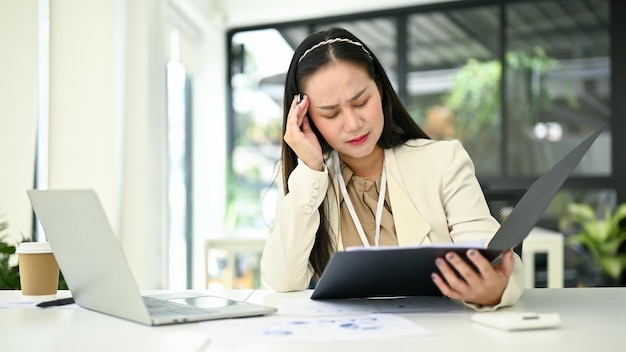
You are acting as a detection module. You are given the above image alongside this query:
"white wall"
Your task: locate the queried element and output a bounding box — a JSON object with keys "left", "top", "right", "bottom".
{"left": 120, "top": 0, "right": 169, "bottom": 289}
{"left": 0, "top": 0, "right": 39, "bottom": 244}
{"left": 47, "top": 1, "right": 119, "bottom": 222}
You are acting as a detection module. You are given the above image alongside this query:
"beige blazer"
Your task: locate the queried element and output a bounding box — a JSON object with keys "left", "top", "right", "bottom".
{"left": 261, "top": 139, "right": 524, "bottom": 310}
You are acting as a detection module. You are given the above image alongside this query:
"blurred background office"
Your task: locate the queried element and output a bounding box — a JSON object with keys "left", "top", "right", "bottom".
{"left": 1, "top": 0, "right": 624, "bottom": 291}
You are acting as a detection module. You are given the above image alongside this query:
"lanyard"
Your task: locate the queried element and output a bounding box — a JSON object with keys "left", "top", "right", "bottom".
{"left": 334, "top": 151, "right": 387, "bottom": 247}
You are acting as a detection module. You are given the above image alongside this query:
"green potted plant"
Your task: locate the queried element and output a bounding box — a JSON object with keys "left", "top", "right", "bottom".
{"left": 0, "top": 237, "right": 21, "bottom": 289}
{"left": 567, "top": 203, "right": 626, "bottom": 284}
{"left": 0, "top": 210, "right": 21, "bottom": 289}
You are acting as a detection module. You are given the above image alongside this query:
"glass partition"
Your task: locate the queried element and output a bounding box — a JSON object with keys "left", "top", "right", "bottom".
{"left": 505, "top": 0, "right": 610, "bottom": 177}
{"left": 406, "top": 5, "right": 501, "bottom": 176}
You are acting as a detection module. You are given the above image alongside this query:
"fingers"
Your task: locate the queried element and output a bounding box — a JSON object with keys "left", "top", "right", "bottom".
{"left": 301, "top": 107, "right": 312, "bottom": 132}
{"left": 290, "top": 94, "right": 308, "bottom": 126}
{"left": 283, "top": 95, "right": 323, "bottom": 171}
{"left": 431, "top": 252, "right": 471, "bottom": 300}
{"left": 286, "top": 95, "right": 303, "bottom": 131}
{"left": 432, "top": 249, "right": 514, "bottom": 306}
{"left": 435, "top": 253, "right": 470, "bottom": 290}
{"left": 284, "top": 95, "right": 308, "bottom": 146}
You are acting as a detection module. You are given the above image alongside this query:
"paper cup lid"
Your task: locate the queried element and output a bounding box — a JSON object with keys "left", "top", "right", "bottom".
{"left": 16, "top": 242, "right": 53, "bottom": 254}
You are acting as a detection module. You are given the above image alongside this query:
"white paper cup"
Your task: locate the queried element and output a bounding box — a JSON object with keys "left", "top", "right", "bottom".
{"left": 16, "top": 242, "right": 59, "bottom": 300}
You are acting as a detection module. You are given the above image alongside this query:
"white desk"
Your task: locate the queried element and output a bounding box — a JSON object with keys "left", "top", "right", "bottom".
{"left": 1, "top": 287, "right": 625, "bottom": 351}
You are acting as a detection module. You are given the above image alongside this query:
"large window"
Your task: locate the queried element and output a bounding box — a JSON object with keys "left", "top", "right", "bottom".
{"left": 505, "top": 0, "right": 610, "bottom": 178}
{"left": 227, "top": 28, "right": 293, "bottom": 235}
{"left": 503, "top": 0, "right": 613, "bottom": 228}
{"left": 405, "top": 5, "right": 501, "bottom": 175}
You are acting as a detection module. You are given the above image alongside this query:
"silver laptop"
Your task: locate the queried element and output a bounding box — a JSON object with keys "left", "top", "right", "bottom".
{"left": 27, "top": 189, "right": 276, "bottom": 326}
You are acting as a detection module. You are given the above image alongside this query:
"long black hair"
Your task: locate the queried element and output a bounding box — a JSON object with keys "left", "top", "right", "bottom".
{"left": 280, "top": 27, "right": 429, "bottom": 277}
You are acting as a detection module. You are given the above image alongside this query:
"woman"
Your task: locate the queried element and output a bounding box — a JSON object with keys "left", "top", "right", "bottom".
{"left": 261, "top": 27, "right": 523, "bottom": 310}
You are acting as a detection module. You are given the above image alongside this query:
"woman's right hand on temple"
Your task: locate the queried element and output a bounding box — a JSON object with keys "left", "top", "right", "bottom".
{"left": 283, "top": 94, "right": 324, "bottom": 171}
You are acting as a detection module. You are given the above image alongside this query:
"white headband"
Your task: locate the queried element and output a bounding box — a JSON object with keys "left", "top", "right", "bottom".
{"left": 298, "top": 38, "right": 372, "bottom": 63}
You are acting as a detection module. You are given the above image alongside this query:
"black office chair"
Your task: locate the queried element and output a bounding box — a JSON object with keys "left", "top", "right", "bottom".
{"left": 482, "top": 188, "right": 527, "bottom": 257}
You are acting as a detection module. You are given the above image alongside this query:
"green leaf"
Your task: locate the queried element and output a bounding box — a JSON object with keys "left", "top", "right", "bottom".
{"left": 583, "top": 219, "right": 610, "bottom": 242}
{"left": 600, "top": 239, "right": 623, "bottom": 255}
{"left": 578, "top": 236, "right": 602, "bottom": 260}
{"left": 0, "top": 242, "right": 16, "bottom": 255}
{"left": 600, "top": 256, "right": 626, "bottom": 280}
{"left": 567, "top": 202, "right": 626, "bottom": 282}
{"left": 610, "top": 204, "right": 626, "bottom": 229}
{"left": 568, "top": 203, "right": 596, "bottom": 222}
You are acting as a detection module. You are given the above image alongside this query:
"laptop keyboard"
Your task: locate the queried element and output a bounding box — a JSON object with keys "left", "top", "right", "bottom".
{"left": 143, "top": 296, "right": 216, "bottom": 317}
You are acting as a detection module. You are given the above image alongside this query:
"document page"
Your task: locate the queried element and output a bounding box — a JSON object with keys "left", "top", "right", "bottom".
{"left": 198, "top": 313, "right": 433, "bottom": 343}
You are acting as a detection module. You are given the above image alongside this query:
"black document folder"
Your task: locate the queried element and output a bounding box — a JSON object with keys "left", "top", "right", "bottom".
{"left": 311, "top": 123, "right": 607, "bottom": 299}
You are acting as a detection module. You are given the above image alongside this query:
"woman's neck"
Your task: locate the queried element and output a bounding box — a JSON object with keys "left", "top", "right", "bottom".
{"left": 339, "top": 146, "right": 385, "bottom": 178}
